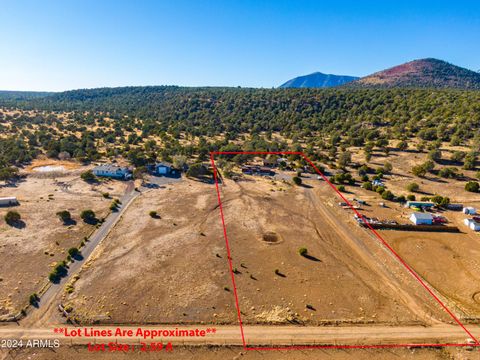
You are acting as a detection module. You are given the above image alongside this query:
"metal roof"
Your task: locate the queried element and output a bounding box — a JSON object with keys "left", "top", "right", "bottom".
{"left": 410, "top": 212, "right": 433, "bottom": 220}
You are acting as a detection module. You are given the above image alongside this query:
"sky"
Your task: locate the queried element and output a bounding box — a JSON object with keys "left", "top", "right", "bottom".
{"left": 1, "top": 0, "right": 480, "bottom": 91}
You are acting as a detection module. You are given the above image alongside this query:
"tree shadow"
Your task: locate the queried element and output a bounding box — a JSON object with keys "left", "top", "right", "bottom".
{"left": 83, "top": 218, "right": 99, "bottom": 225}
{"left": 9, "top": 220, "right": 26, "bottom": 229}
{"left": 303, "top": 254, "right": 322, "bottom": 262}
{"left": 63, "top": 219, "right": 77, "bottom": 226}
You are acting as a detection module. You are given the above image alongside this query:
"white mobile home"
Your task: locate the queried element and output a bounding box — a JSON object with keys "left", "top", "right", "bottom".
{"left": 0, "top": 197, "right": 18, "bottom": 206}
{"left": 92, "top": 164, "right": 132, "bottom": 180}
{"left": 463, "top": 207, "right": 476, "bottom": 215}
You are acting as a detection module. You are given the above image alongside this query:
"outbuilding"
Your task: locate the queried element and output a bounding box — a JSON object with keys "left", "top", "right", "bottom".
{"left": 0, "top": 197, "right": 18, "bottom": 206}
{"left": 464, "top": 218, "right": 480, "bottom": 231}
{"left": 409, "top": 212, "right": 434, "bottom": 225}
{"left": 405, "top": 201, "right": 435, "bottom": 209}
{"left": 463, "top": 207, "right": 476, "bottom": 215}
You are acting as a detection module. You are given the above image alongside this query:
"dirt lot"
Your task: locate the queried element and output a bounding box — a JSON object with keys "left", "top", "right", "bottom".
{"left": 64, "top": 173, "right": 446, "bottom": 326}
{"left": 2, "top": 345, "right": 476, "bottom": 360}
{"left": 0, "top": 161, "right": 126, "bottom": 316}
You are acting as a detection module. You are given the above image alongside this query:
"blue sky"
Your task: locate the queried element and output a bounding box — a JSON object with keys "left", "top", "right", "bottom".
{"left": 1, "top": 0, "right": 479, "bottom": 91}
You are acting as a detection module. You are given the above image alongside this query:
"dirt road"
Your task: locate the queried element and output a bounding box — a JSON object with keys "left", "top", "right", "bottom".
{"left": 0, "top": 324, "right": 478, "bottom": 347}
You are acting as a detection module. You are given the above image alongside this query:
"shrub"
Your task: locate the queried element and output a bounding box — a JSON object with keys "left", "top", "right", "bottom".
{"left": 381, "top": 190, "right": 394, "bottom": 201}
{"left": 383, "top": 162, "right": 393, "bottom": 173}
{"left": 465, "top": 181, "right": 480, "bottom": 193}
{"left": 451, "top": 151, "right": 466, "bottom": 163}
{"left": 29, "top": 293, "right": 39, "bottom": 306}
{"left": 68, "top": 247, "right": 79, "bottom": 257}
{"left": 337, "top": 185, "right": 346, "bottom": 192}
{"left": 396, "top": 195, "right": 406, "bottom": 203}
{"left": 362, "top": 182, "right": 373, "bottom": 191}
{"left": 438, "top": 167, "right": 457, "bottom": 179}
{"left": 375, "top": 186, "right": 385, "bottom": 194}
{"left": 292, "top": 176, "right": 302, "bottom": 186}
{"left": 298, "top": 247, "right": 308, "bottom": 257}
{"left": 149, "top": 210, "right": 158, "bottom": 218}
{"left": 102, "top": 192, "right": 110, "bottom": 199}
{"left": 49, "top": 262, "right": 68, "bottom": 283}
{"left": 80, "top": 209, "right": 96, "bottom": 222}
{"left": 80, "top": 170, "right": 96, "bottom": 182}
{"left": 407, "top": 194, "right": 416, "bottom": 201}
{"left": 406, "top": 182, "right": 419, "bottom": 192}
{"left": 428, "top": 149, "right": 442, "bottom": 162}
{"left": 56, "top": 210, "right": 71, "bottom": 223}
{"left": 5, "top": 211, "right": 21, "bottom": 225}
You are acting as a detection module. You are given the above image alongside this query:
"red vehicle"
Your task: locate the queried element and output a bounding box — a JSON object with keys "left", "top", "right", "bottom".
{"left": 433, "top": 216, "right": 447, "bottom": 224}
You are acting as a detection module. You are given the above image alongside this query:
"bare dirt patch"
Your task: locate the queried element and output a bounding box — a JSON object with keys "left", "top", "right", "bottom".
{"left": 65, "top": 175, "right": 447, "bottom": 326}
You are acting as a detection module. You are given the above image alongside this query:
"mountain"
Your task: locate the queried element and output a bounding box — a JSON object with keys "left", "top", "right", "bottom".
{"left": 279, "top": 72, "right": 359, "bottom": 88}
{"left": 348, "top": 58, "right": 480, "bottom": 89}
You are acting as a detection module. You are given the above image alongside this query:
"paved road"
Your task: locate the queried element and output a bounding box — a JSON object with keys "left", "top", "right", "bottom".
{"left": 0, "top": 324, "right": 478, "bottom": 347}
{"left": 21, "top": 181, "right": 139, "bottom": 327}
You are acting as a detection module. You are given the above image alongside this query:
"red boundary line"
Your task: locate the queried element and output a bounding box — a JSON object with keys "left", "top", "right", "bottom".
{"left": 210, "top": 151, "right": 479, "bottom": 351}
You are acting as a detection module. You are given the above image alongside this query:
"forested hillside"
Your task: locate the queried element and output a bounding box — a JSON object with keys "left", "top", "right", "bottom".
{"left": 1, "top": 86, "right": 480, "bottom": 182}
{"left": 2, "top": 86, "right": 480, "bottom": 139}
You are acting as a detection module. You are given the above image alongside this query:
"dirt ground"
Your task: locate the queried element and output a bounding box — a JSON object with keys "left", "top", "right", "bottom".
{"left": 2, "top": 345, "right": 478, "bottom": 360}
{"left": 64, "top": 174, "right": 447, "bottom": 326}
{"left": 0, "top": 161, "right": 126, "bottom": 316}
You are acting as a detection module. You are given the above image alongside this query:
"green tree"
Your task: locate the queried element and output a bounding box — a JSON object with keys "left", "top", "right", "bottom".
{"left": 5, "top": 211, "right": 21, "bottom": 225}
{"left": 406, "top": 182, "right": 419, "bottom": 192}
{"left": 56, "top": 210, "right": 72, "bottom": 224}
{"left": 465, "top": 181, "right": 480, "bottom": 192}
{"left": 80, "top": 170, "right": 96, "bottom": 182}
{"left": 292, "top": 176, "right": 302, "bottom": 186}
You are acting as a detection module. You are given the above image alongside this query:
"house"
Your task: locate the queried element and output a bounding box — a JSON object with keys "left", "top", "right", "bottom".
{"left": 0, "top": 197, "right": 18, "bottom": 207}
{"left": 405, "top": 201, "right": 435, "bottom": 209}
{"left": 463, "top": 207, "right": 476, "bottom": 215}
{"left": 464, "top": 218, "right": 480, "bottom": 231}
{"left": 241, "top": 165, "right": 275, "bottom": 177}
{"left": 92, "top": 164, "right": 132, "bottom": 180}
{"left": 155, "top": 163, "right": 172, "bottom": 176}
{"left": 409, "top": 212, "right": 434, "bottom": 225}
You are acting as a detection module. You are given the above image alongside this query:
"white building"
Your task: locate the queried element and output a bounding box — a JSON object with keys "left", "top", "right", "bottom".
{"left": 464, "top": 218, "right": 480, "bottom": 231}
{"left": 0, "top": 197, "right": 18, "bottom": 206}
{"left": 92, "top": 164, "right": 132, "bottom": 180}
{"left": 463, "top": 207, "right": 476, "bottom": 215}
{"left": 409, "top": 212, "right": 433, "bottom": 225}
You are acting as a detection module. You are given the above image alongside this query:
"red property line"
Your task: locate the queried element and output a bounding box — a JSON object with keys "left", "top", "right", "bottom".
{"left": 210, "top": 151, "right": 478, "bottom": 351}
{"left": 209, "top": 153, "right": 247, "bottom": 348}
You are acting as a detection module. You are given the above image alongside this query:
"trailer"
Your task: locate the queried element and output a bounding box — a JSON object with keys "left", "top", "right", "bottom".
{"left": 0, "top": 197, "right": 18, "bottom": 207}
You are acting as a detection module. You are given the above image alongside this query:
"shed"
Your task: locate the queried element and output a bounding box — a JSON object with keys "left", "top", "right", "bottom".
{"left": 464, "top": 218, "right": 480, "bottom": 231}
{"left": 0, "top": 197, "right": 18, "bottom": 206}
{"left": 463, "top": 207, "right": 476, "bottom": 215}
{"left": 409, "top": 212, "right": 433, "bottom": 225}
